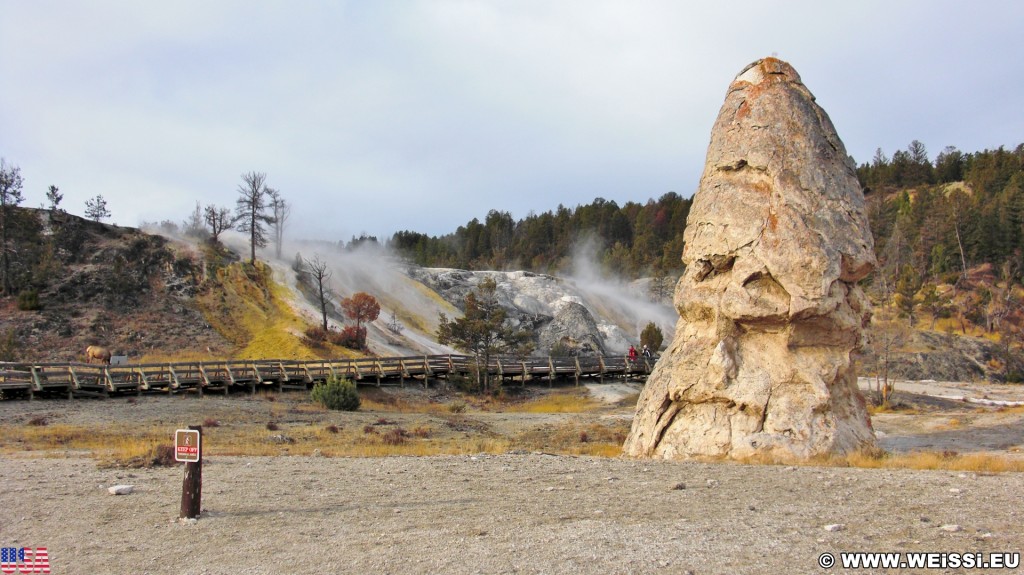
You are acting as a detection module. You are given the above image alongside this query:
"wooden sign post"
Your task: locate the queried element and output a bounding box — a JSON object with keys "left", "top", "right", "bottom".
{"left": 175, "top": 426, "right": 202, "bottom": 519}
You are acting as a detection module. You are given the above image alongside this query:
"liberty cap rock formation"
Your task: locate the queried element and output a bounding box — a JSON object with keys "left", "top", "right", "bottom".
{"left": 623, "top": 57, "right": 877, "bottom": 460}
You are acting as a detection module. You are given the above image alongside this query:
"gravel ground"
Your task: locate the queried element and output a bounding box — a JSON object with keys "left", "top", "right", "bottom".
{"left": 2, "top": 453, "right": 1022, "bottom": 575}
{"left": 2, "top": 382, "right": 1024, "bottom": 575}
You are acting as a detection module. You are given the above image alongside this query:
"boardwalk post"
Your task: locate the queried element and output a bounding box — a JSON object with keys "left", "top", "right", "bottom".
{"left": 177, "top": 425, "right": 203, "bottom": 520}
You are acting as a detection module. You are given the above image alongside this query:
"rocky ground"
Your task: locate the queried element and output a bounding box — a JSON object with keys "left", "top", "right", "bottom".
{"left": 4, "top": 452, "right": 1022, "bottom": 575}
{"left": 1, "top": 381, "right": 1023, "bottom": 574}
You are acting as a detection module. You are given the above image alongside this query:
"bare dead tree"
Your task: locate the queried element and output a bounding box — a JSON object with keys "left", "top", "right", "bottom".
{"left": 305, "top": 255, "right": 332, "bottom": 331}
{"left": 183, "top": 202, "right": 205, "bottom": 238}
{"left": 234, "top": 172, "right": 276, "bottom": 264}
{"left": 869, "top": 304, "right": 910, "bottom": 407}
{"left": 949, "top": 190, "right": 970, "bottom": 284}
{"left": 203, "top": 205, "right": 235, "bottom": 244}
{"left": 387, "top": 310, "right": 404, "bottom": 335}
{"left": 268, "top": 188, "right": 290, "bottom": 260}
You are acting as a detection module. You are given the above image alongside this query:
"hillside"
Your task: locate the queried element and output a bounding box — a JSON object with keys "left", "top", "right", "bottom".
{"left": 384, "top": 141, "right": 1024, "bottom": 383}
{"left": 0, "top": 207, "right": 1020, "bottom": 384}
{"left": 0, "top": 211, "right": 225, "bottom": 362}
{"left": 0, "top": 209, "right": 673, "bottom": 364}
{"left": 0, "top": 210, "right": 338, "bottom": 363}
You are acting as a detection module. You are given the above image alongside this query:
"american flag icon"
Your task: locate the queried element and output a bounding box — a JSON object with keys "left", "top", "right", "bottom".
{"left": 0, "top": 547, "right": 50, "bottom": 574}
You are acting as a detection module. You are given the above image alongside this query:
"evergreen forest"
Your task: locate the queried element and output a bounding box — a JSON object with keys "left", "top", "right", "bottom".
{"left": 389, "top": 142, "right": 1024, "bottom": 292}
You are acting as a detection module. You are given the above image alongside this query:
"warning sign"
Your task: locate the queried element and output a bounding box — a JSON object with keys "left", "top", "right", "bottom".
{"left": 174, "top": 429, "right": 200, "bottom": 463}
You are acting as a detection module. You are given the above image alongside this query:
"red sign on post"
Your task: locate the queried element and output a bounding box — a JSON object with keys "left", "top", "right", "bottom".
{"left": 175, "top": 429, "right": 201, "bottom": 463}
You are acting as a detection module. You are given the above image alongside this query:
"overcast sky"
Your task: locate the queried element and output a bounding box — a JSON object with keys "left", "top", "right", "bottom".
{"left": 2, "top": 1, "right": 1022, "bottom": 241}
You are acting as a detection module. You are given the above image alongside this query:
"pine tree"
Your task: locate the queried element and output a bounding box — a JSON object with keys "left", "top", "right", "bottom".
{"left": 437, "top": 277, "right": 532, "bottom": 394}
{"left": 0, "top": 159, "right": 25, "bottom": 294}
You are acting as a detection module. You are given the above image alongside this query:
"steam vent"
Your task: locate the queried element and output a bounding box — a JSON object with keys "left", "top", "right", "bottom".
{"left": 623, "top": 58, "right": 877, "bottom": 461}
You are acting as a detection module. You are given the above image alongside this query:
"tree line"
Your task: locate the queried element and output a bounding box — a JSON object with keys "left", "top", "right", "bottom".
{"left": 387, "top": 143, "right": 1024, "bottom": 288}
{"left": 862, "top": 142, "right": 1024, "bottom": 287}
{"left": 389, "top": 192, "right": 691, "bottom": 279}
{"left": 857, "top": 141, "right": 1024, "bottom": 386}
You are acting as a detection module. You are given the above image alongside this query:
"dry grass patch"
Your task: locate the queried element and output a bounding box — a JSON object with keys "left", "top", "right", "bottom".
{"left": 136, "top": 351, "right": 220, "bottom": 364}
{"left": 0, "top": 423, "right": 181, "bottom": 467}
{"left": 730, "top": 445, "right": 1024, "bottom": 474}
{"left": 868, "top": 402, "right": 920, "bottom": 415}
{"left": 359, "top": 390, "right": 452, "bottom": 414}
{"left": 131, "top": 416, "right": 618, "bottom": 459}
{"left": 512, "top": 419, "right": 628, "bottom": 457}
{"left": 839, "top": 448, "right": 1024, "bottom": 472}
{"left": 502, "top": 390, "right": 601, "bottom": 413}
{"left": 616, "top": 392, "right": 641, "bottom": 407}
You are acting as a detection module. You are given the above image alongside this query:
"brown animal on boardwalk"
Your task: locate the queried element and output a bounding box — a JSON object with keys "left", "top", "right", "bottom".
{"left": 85, "top": 345, "right": 111, "bottom": 365}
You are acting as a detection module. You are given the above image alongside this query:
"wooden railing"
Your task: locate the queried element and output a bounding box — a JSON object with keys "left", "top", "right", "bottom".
{"left": 0, "top": 353, "right": 657, "bottom": 400}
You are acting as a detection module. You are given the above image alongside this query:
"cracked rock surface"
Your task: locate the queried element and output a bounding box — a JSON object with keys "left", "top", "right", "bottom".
{"left": 624, "top": 57, "right": 876, "bottom": 461}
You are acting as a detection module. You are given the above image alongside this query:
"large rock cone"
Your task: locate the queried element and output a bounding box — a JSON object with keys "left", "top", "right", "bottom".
{"left": 623, "top": 58, "right": 877, "bottom": 461}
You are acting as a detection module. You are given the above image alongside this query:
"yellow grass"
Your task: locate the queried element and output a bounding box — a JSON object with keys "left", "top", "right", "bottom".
{"left": 238, "top": 271, "right": 320, "bottom": 360}
{"left": 404, "top": 278, "right": 461, "bottom": 330}
{"left": 190, "top": 261, "right": 332, "bottom": 361}
{"left": 501, "top": 390, "right": 601, "bottom": 413}
{"left": 839, "top": 449, "right": 1024, "bottom": 472}
{"left": 4, "top": 419, "right": 1022, "bottom": 472}
{"left": 867, "top": 403, "right": 920, "bottom": 415}
{"left": 512, "top": 419, "right": 628, "bottom": 456}
{"left": 135, "top": 351, "right": 220, "bottom": 364}
{"left": 717, "top": 444, "right": 1024, "bottom": 473}
{"left": 0, "top": 411, "right": 628, "bottom": 464}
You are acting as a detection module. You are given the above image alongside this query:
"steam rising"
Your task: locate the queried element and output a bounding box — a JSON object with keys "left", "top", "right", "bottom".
{"left": 162, "top": 227, "right": 678, "bottom": 357}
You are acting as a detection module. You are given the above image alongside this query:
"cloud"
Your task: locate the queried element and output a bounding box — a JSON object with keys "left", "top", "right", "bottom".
{"left": 2, "top": 1, "right": 1022, "bottom": 238}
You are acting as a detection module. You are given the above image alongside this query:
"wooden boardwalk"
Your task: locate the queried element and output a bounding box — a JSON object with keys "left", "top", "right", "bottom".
{"left": 0, "top": 354, "right": 656, "bottom": 400}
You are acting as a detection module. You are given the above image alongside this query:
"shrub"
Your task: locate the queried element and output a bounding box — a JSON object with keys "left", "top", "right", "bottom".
{"left": 640, "top": 321, "right": 664, "bottom": 352}
{"left": 325, "top": 328, "right": 346, "bottom": 346}
{"left": 303, "top": 326, "right": 328, "bottom": 346}
{"left": 382, "top": 428, "right": 408, "bottom": 445}
{"left": 333, "top": 326, "right": 367, "bottom": 350}
{"left": 311, "top": 376, "right": 360, "bottom": 411}
{"left": 17, "top": 290, "right": 41, "bottom": 311}
{"left": 549, "top": 341, "right": 574, "bottom": 357}
{"left": 0, "top": 329, "right": 16, "bottom": 362}
{"left": 152, "top": 444, "right": 178, "bottom": 467}
{"left": 447, "top": 372, "right": 480, "bottom": 394}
